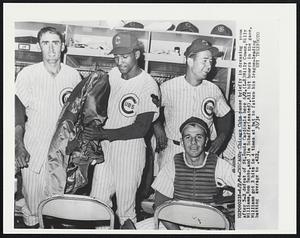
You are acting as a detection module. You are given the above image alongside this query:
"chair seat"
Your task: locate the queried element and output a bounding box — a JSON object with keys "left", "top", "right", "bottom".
{"left": 154, "top": 200, "right": 230, "bottom": 230}
{"left": 38, "top": 194, "right": 115, "bottom": 229}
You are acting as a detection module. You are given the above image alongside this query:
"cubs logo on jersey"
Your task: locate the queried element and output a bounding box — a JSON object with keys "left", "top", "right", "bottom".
{"left": 202, "top": 97, "right": 215, "bottom": 119}
{"left": 59, "top": 87, "right": 73, "bottom": 107}
{"left": 119, "top": 93, "right": 139, "bottom": 117}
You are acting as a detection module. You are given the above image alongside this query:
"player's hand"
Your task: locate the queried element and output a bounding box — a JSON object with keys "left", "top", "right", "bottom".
{"left": 82, "top": 126, "right": 107, "bottom": 141}
{"left": 153, "top": 123, "right": 168, "bottom": 152}
{"left": 208, "top": 133, "right": 226, "bottom": 154}
{"left": 15, "top": 142, "right": 30, "bottom": 169}
{"left": 155, "top": 132, "right": 168, "bottom": 152}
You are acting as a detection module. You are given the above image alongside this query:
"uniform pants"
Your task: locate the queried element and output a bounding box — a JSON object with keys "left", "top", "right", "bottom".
{"left": 21, "top": 163, "right": 46, "bottom": 226}
{"left": 90, "top": 140, "right": 146, "bottom": 225}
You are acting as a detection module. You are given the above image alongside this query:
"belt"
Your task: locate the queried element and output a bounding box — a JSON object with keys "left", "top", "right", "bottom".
{"left": 173, "top": 140, "right": 180, "bottom": 146}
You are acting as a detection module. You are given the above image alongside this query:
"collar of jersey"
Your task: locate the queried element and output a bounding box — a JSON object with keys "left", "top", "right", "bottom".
{"left": 182, "top": 75, "right": 207, "bottom": 89}
{"left": 183, "top": 152, "right": 208, "bottom": 169}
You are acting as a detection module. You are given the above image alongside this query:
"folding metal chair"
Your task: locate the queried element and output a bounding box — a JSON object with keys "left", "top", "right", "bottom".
{"left": 38, "top": 194, "right": 114, "bottom": 229}
{"left": 154, "top": 200, "right": 230, "bottom": 230}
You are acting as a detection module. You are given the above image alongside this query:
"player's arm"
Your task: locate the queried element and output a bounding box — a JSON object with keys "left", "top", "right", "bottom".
{"left": 153, "top": 83, "right": 168, "bottom": 152}
{"left": 154, "top": 191, "right": 180, "bottom": 230}
{"left": 15, "top": 95, "right": 30, "bottom": 169}
{"left": 82, "top": 111, "right": 154, "bottom": 142}
{"left": 153, "top": 106, "right": 168, "bottom": 152}
{"left": 209, "top": 110, "right": 233, "bottom": 154}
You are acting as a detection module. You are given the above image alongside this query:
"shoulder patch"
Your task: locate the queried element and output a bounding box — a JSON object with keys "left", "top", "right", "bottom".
{"left": 151, "top": 94, "right": 160, "bottom": 107}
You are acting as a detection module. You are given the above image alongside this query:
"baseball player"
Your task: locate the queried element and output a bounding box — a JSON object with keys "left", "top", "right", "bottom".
{"left": 136, "top": 117, "right": 235, "bottom": 230}
{"left": 153, "top": 38, "right": 233, "bottom": 169}
{"left": 15, "top": 26, "right": 81, "bottom": 227}
{"left": 82, "top": 32, "right": 159, "bottom": 228}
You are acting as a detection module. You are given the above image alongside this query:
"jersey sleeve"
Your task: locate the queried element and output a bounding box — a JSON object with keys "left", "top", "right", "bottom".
{"left": 151, "top": 159, "right": 175, "bottom": 198}
{"left": 221, "top": 132, "right": 236, "bottom": 160}
{"left": 15, "top": 68, "right": 32, "bottom": 108}
{"left": 137, "top": 76, "right": 160, "bottom": 122}
{"left": 215, "top": 157, "right": 235, "bottom": 188}
{"left": 213, "top": 86, "right": 231, "bottom": 117}
{"left": 108, "top": 67, "right": 121, "bottom": 88}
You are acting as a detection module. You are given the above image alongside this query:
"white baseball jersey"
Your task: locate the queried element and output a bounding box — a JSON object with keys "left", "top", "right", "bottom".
{"left": 15, "top": 62, "right": 81, "bottom": 225}
{"left": 221, "top": 131, "right": 236, "bottom": 161}
{"left": 104, "top": 67, "right": 159, "bottom": 129}
{"left": 158, "top": 75, "right": 230, "bottom": 168}
{"left": 16, "top": 62, "right": 81, "bottom": 173}
{"left": 91, "top": 67, "right": 159, "bottom": 225}
{"left": 221, "top": 91, "right": 236, "bottom": 161}
{"left": 161, "top": 75, "right": 230, "bottom": 142}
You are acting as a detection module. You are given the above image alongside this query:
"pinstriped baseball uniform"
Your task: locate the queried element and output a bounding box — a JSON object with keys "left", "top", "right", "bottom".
{"left": 159, "top": 75, "right": 231, "bottom": 168}
{"left": 221, "top": 92, "right": 236, "bottom": 161}
{"left": 90, "top": 67, "right": 159, "bottom": 225}
{"left": 221, "top": 132, "right": 236, "bottom": 161}
{"left": 15, "top": 62, "right": 81, "bottom": 226}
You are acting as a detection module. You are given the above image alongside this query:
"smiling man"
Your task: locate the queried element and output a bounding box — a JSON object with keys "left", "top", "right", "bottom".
{"left": 153, "top": 38, "right": 234, "bottom": 169}
{"left": 136, "top": 117, "right": 235, "bottom": 230}
{"left": 15, "top": 26, "right": 81, "bottom": 228}
{"left": 83, "top": 31, "right": 159, "bottom": 228}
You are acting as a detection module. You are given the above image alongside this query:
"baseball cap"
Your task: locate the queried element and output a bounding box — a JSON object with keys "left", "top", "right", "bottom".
{"left": 210, "top": 24, "right": 232, "bottom": 36}
{"left": 179, "top": 117, "right": 209, "bottom": 136}
{"left": 109, "top": 32, "right": 139, "bottom": 55}
{"left": 124, "top": 22, "right": 144, "bottom": 29}
{"left": 184, "top": 38, "right": 221, "bottom": 58}
{"left": 176, "top": 22, "right": 199, "bottom": 33}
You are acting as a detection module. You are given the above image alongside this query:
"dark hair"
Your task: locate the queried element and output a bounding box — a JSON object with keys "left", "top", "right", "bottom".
{"left": 37, "top": 27, "right": 64, "bottom": 44}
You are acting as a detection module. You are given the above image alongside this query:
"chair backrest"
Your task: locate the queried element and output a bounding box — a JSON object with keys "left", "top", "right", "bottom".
{"left": 38, "top": 194, "right": 114, "bottom": 229}
{"left": 154, "top": 200, "right": 230, "bottom": 230}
